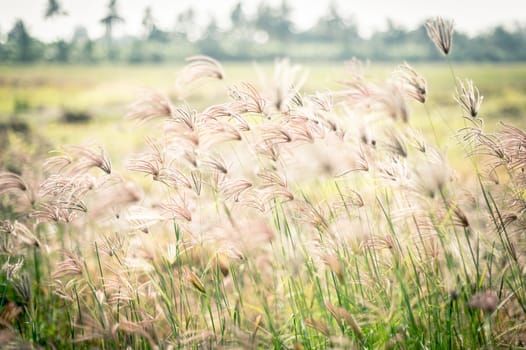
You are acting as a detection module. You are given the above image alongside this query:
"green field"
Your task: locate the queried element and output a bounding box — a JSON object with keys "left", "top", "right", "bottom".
{"left": 2, "top": 62, "right": 526, "bottom": 134}
{"left": 1, "top": 61, "right": 526, "bottom": 349}
{"left": 2, "top": 62, "right": 526, "bottom": 174}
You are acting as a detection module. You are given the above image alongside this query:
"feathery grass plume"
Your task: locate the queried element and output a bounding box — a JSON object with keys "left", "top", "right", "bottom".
{"left": 159, "top": 200, "right": 192, "bottom": 222}
{"left": 425, "top": 17, "right": 454, "bottom": 55}
{"left": 395, "top": 62, "right": 427, "bottom": 103}
{"left": 12, "top": 273, "right": 32, "bottom": 304}
{"left": 0, "top": 222, "right": 15, "bottom": 254}
{"left": 11, "top": 221, "right": 40, "bottom": 248}
{"left": 295, "top": 200, "right": 330, "bottom": 232}
{"left": 469, "top": 290, "right": 499, "bottom": 314}
{"left": 406, "top": 128, "right": 427, "bottom": 153}
{"left": 0, "top": 172, "right": 28, "bottom": 195}
{"left": 211, "top": 252, "right": 230, "bottom": 276}
{"left": 66, "top": 145, "right": 112, "bottom": 174}
{"left": 220, "top": 178, "right": 252, "bottom": 202}
{"left": 384, "top": 129, "right": 408, "bottom": 158}
{"left": 498, "top": 123, "right": 526, "bottom": 171}
{"left": 260, "top": 185, "right": 294, "bottom": 207}
{"left": 338, "top": 76, "right": 373, "bottom": 111}
{"left": 178, "top": 330, "right": 216, "bottom": 348}
{"left": 73, "top": 312, "right": 117, "bottom": 343}
{"left": 171, "top": 104, "right": 198, "bottom": 131}
{"left": 124, "top": 206, "right": 164, "bottom": 234}
{"left": 0, "top": 301, "right": 22, "bottom": 325}
{"left": 336, "top": 146, "right": 370, "bottom": 176}
{"left": 257, "top": 170, "right": 287, "bottom": 189}
{"left": 324, "top": 301, "right": 364, "bottom": 342}
{"left": 155, "top": 168, "right": 193, "bottom": 189}
{"left": 412, "top": 148, "right": 451, "bottom": 198}
{"left": 377, "top": 157, "right": 410, "bottom": 186}
{"left": 228, "top": 82, "right": 267, "bottom": 114}
{"left": 237, "top": 189, "right": 266, "bottom": 212}
{"left": 165, "top": 104, "right": 200, "bottom": 146}
{"left": 455, "top": 78, "right": 484, "bottom": 118}
{"left": 333, "top": 189, "right": 364, "bottom": 209}
{"left": 307, "top": 92, "right": 333, "bottom": 112}
{"left": 256, "top": 140, "right": 281, "bottom": 162}
{"left": 361, "top": 234, "right": 394, "bottom": 251}
{"left": 97, "top": 232, "right": 126, "bottom": 258}
{"left": 31, "top": 202, "right": 77, "bottom": 223}
{"left": 305, "top": 318, "right": 330, "bottom": 337}
{"left": 322, "top": 255, "right": 343, "bottom": 280}
{"left": 51, "top": 250, "right": 83, "bottom": 280}
{"left": 202, "top": 153, "right": 229, "bottom": 174}
{"left": 198, "top": 119, "right": 242, "bottom": 148}
{"left": 117, "top": 318, "right": 158, "bottom": 348}
{"left": 201, "top": 103, "right": 251, "bottom": 131}
{"left": 446, "top": 201, "right": 470, "bottom": 228}
{"left": 42, "top": 153, "right": 72, "bottom": 173}
{"left": 38, "top": 174, "right": 95, "bottom": 214}
{"left": 260, "top": 125, "right": 293, "bottom": 146}
{"left": 0, "top": 220, "right": 39, "bottom": 251}
{"left": 126, "top": 90, "right": 173, "bottom": 124}
{"left": 89, "top": 180, "right": 142, "bottom": 219}
{"left": 177, "top": 55, "right": 225, "bottom": 88}
{"left": 126, "top": 137, "right": 166, "bottom": 179}
{"left": 380, "top": 83, "right": 410, "bottom": 122}
{"left": 344, "top": 57, "right": 368, "bottom": 82}
{"left": 185, "top": 269, "right": 206, "bottom": 294}
{"left": 2, "top": 257, "right": 24, "bottom": 281}
{"left": 126, "top": 157, "right": 162, "bottom": 179}
{"left": 256, "top": 58, "right": 308, "bottom": 112}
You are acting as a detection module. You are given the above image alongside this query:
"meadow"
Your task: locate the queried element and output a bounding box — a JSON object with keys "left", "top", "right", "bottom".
{"left": 1, "top": 54, "right": 526, "bottom": 349}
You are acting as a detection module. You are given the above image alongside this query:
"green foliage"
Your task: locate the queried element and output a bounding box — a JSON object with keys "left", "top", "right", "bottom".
{"left": 3, "top": 4, "right": 526, "bottom": 64}
{"left": 5, "top": 20, "right": 44, "bottom": 63}
{"left": 61, "top": 110, "right": 92, "bottom": 123}
{"left": 45, "top": 0, "right": 66, "bottom": 18}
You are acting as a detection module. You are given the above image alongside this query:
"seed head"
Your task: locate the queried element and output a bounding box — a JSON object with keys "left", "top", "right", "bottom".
{"left": 12, "top": 273, "right": 32, "bottom": 304}
{"left": 127, "top": 90, "right": 173, "bottom": 124}
{"left": 395, "top": 63, "right": 427, "bottom": 103}
{"left": 469, "top": 290, "right": 499, "bottom": 314}
{"left": 0, "top": 172, "right": 28, "bottom": 195}
{"left": 455, "top": 79, "right": 483, "bottom": 118}
{"left": 185, "top": 270, "right": 206, "bottom": 294}
{"left": 177, "top": 55, "right": 225, "bottom": 88}
{"left": 425, "top": 17, "right": 454, "bottom": 55}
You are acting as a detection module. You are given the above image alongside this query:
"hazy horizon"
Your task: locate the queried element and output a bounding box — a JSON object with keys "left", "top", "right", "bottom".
{"left": 1, "top": 0, "right": 525, "bottom": 42}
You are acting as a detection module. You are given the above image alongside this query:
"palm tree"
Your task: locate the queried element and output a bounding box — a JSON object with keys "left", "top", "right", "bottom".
{"left": 101, "top": 0, "right": 124, "bottom": 40}
{"left": 44, "top": 0, "right": 67, "bottom": 19}
{"left": 100, "top": 0, "right": 124, "bottom": 59}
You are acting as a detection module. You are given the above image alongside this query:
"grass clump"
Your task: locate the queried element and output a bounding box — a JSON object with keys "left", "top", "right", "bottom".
{"left": 0, "top": 29, "right": 526, "bottom": 349}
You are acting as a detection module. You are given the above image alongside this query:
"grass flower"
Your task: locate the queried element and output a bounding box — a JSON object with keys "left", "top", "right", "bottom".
{"left": 2, "top": 55, "right": 526, "bottom": 349}
{"left": 127, "top": 90, "right": 173, "bottom": 124}
{"left": 0, "top": 172, "right": 28, "bottom": 195}
{"left": 455, "top": 78, "right": 484, "bottom": 117}
{"left": 425, "top": 17, "right": 454, "bottom": 55}
{"left": 395, "top": 62, "right": 427, "bottom": 103}
{"left": 177, "top": 55, "right": 225, "bottom": 89}
{"left": 469, "top": 290, "right": 499, "bottom": 314}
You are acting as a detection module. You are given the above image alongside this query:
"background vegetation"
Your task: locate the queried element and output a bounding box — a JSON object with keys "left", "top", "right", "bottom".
{"left": 2, "top": 0, "right": 526, "bottom": 64}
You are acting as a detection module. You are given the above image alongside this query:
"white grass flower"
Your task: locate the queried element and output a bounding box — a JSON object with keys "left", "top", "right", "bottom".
{"left": 425, "top": 17, "right": 454, "bottom": 55}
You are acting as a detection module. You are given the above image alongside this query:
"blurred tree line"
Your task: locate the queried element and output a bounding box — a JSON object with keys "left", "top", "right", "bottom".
{"left": 1, "top": 0, "right": 526, "bottom": 64}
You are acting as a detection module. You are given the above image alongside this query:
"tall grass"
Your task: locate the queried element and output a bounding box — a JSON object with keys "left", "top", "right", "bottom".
{"left": 0, "top": 22, "right": 525, "bottom": 349}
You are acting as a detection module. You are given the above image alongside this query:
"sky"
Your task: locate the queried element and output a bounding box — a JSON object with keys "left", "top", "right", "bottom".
{"left": 1, "top": 0, "right": 525, "bottom": 42}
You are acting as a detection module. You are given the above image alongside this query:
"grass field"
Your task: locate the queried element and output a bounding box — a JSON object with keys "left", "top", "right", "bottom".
{"left": 1, "top": 59, "right": 526, "bottom": 349}
{"left": 2, "top": 62, "right": 526, "bottom": 139}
